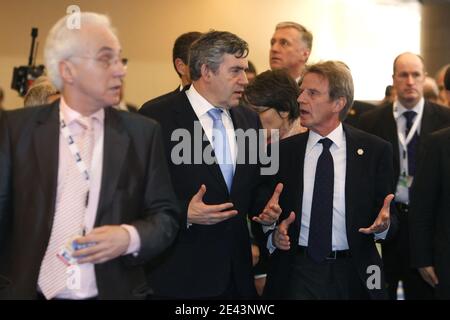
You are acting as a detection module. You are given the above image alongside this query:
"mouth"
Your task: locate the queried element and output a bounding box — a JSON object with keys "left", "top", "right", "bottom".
{"left": 300, "top": 108, "right": 310, "bottom": 116}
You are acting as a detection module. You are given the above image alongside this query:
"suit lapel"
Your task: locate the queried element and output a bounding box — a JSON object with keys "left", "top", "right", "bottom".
{"left": 96, "top": 107, "right": 129, "bottom": 224}
{"left": 344, "top": 125, "right": 365, "bottom": 233}
{"left": 174, "top": 94, "right": 228, "bottom": 192}
{"left": 33, "top": 102, "right": 60, "bottom": 228}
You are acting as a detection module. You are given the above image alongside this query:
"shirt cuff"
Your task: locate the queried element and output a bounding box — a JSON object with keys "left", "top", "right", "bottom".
{"left": 374, "top": 224, "right": 390, "bottom": 241}
{"left": 121, "top": 224, "right": 141, "bottom": 256}
{"left": 262, "top": 223, "right": 276, "bottom": 234}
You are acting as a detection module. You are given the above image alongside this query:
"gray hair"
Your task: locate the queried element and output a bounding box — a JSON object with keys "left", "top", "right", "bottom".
{"left": 189, "top": 30, "right": 248, "bottom": 81}
{"left": 275, "top": 21, "right": 313, "bottom": 50}
{"left": 44, "top": 12, "right": 116, "bottom": 90}
{"left": 305, "top": 61, "right": 354, "bottom": 121}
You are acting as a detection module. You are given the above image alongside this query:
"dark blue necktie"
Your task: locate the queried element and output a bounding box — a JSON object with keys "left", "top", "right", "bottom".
{"left": 403, "top": 111, "right": 418, "bottom": 176}
{"left": 307, "top": 138, "right": 334, "bottom": 263}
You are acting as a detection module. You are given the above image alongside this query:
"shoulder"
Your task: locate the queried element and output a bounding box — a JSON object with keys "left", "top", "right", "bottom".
{"left": 344, "top": 124, "right": 391, "bottom": 149}
{"left": 139, "top": 91, "right": 187, "bottom": 118}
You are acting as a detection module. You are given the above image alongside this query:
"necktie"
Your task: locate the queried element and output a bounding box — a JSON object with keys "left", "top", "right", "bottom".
{"left": 307, "top": 138, "right": 334, "bottom": 263}
{"left": 207, "top": 108, "right": 234, "bottom": 192}
{"left": 403, "top": 111, "right": 418, "bottom": 176}
{"left": 38, "top": 117, "right": 94, "bottom": 299}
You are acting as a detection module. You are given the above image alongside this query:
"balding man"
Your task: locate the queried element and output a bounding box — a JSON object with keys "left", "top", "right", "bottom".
{"left": 359, "top": 52, "right": 450, "bottom": 299}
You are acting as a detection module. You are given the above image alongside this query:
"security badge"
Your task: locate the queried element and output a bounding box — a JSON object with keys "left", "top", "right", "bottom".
{"left": 57, "top": 236, "right": 95, "bottom": 266}
{"left": 399, "top": 173, "right": 414, "bottom": 189}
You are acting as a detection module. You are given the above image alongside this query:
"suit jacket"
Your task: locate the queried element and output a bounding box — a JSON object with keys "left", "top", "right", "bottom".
{"left": 144, "top": 86, "right": 185, "bottom": 107}
{"left": 357, "top": 101, "right": 450, "bottom": 186}
{"left": 410, "top": 127, "right": 450, "bottom": 288}
{"left": 344, "top": 100, "right": 377, "bottom": 128}
{"left": 139, "top": 91, "right": 263, "bottom": 298}
{"left": 0, "top": 100, "right": 179, "bottom": 299}
{"left": 263, "top": 125, "right": 397, "bottom": 299}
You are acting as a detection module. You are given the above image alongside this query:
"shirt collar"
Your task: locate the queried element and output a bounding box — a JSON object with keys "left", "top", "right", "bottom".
{"left": 60, "top": 97, "right": 105, "bottom": 125}
{"left": 186, "top": 84, "right": 232, "bottom": 120}
{"left": 393, "top": 97, "right": 424, "bottom": 120}
{"left": 306, "top": 123, "right": 345, "bottom": 154}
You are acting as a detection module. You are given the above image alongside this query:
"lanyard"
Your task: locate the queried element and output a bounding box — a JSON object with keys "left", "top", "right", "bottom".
{"left": 398, "top": 112, "right": 420, "bottom": 153}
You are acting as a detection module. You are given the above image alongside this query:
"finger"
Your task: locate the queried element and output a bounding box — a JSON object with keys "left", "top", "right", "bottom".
{"left": 281, "top": 211, "right": 296, "bottom": 228}
{"left": 203, "top": 202, "right": 235, "bottom": 213}
{"left": 77, "top": 250, "right": 110, "bottom": 264}
{"left": 72, "top": 241, "right": 105, "bottom": 257}
{"left": 428, "top": 269, "right": 439, "bottom": 285}
{"left": 269, "top": 183, "right": 284, "bottom": 203}
{"left": 252, "top": 216, "right": 274, "bottom": 225}
{"left": 192, "top": 184, "right": 207, "bottom": 202}
{"left": 382, "top": 194, "right": 395, "bottom": 212}
{"left": 205, "top": 210, "right": 238, "bottom": 224}
{"left": 358, "top": 226, "right": 375, "bottom": 234}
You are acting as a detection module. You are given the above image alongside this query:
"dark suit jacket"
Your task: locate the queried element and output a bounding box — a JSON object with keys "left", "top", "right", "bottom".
{"left": 357, "top": 101, "right": 450, "bottom": 186}
{"left": 144, "top": 86, "right": 184, "bottom": 107}
{"left": 344, "top": 100, "right": 377, "bottom": 128}
{"left": 410, "top": 127, "right": 450, "bottom": 289}
{"left": 0, "top": 101, "right": 179, "bottom": 299}
{"left": 263, "top": 125, "right": 397, "bottom": 300}
{"left": 139, "top": 91, "right": 263, "bottom": 298}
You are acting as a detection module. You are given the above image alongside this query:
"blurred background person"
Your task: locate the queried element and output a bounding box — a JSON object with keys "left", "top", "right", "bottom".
{"left": 0, "top": 86, "right": 4, "bottom": 110}
{"left": 380, "top": 85, "right": 397, "bottom": 107}
{"left": 423, "top": 76, "right": 440, "bottom": 104}
{"left": 246, "top": 60, "right": 258, "bottom": 83}
{"left": 242, "top": 69, "right": 307, "bottom": 145}
{"left": 269, "top": 21, "right": 312, "bottom": 83}
{"left": 145, "top": 31, "right": 202, "bottom": 105}
{"left": 23, "top": 75, "right": 60, "bottom": 107}
{"left": 435, "top": 63, "right": 450, "bottom": 107}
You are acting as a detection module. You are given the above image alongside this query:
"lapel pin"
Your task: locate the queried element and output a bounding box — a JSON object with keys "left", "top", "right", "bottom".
{"left": 357, "top": 148, "right": 364, "bottom": 156}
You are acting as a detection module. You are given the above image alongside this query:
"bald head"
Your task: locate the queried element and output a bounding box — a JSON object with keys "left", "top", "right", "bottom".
{"left": 392, "top": 52, "right": 426, "bottom": 109}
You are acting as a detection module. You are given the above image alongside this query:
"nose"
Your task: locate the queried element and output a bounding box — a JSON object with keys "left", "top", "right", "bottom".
{"left": 240, "top": 71, "right": 249, "bottom": 86}
{"left": 297, "top": 90, "right": 307, "bottom": 104}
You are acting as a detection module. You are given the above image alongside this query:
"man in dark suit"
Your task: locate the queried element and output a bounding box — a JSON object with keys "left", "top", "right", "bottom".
{"left": 409, "top": 127, "right": 450, "bottom": 299}
{"left": 358, "top": 52, "right": 450, "bottom": 299}
{"left": 344, "top": 100, "right": 376, "bottom": 128}
{"left": 144, "top": 31, "right": 202, "bottom": 106}
{"left": 140, "top": 31, "right": 281, "bottom": 299}
{"left": 0, "top": 12, "right": 179, "bottom": 300}
{"left": 264, "top": 61, "right": 397, "bottom": 300}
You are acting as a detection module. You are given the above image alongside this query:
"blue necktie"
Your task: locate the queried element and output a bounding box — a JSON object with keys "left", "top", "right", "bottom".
{"left": 207, "top": 108, "right": 234, "bottom": 192}
{"left": 403, "top": 111, "right": 418, "bottom": 176}
{"left": 307, "top": 138, "right": 334, "bottom": 263}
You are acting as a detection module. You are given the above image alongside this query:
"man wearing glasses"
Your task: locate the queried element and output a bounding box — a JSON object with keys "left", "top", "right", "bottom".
{"left": 0, "top": 12, "right": 179, "bottom": 300}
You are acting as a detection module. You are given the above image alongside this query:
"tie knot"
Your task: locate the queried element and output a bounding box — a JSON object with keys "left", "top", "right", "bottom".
{"left": 319, "top": 138, "right": 333, "bottom": 150}
{"left": 77, "top": 117, "right": 94, "bottom": 131}
{"left": 207, "top": 108, "right": 223, "bottom": 121}
{"left": 403, "top": 111, "right": 417, "bottom": 125}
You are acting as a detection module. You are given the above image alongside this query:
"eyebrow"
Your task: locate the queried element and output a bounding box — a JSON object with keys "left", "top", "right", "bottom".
{"left": 95, "top": 46, "right": 122, "bottom": 55}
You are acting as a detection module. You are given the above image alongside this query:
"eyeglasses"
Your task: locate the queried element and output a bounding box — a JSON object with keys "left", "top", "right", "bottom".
{"left": 71, "top": 55, "right": 128, "bottom": 69}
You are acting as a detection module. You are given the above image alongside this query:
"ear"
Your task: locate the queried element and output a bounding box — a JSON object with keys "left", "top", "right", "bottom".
{"left": 200, "top": 64, "right": 211, "bottom": 81}
{"left": 59, "top": 60, "right": 76, "bottom": 85}
{"left": 301, "top": 48, "right": 311, "bottom": 62}
{"left": 174, "top": 58, "right": 187, "bottom": 76}
{"left": 334, "top": 97, "right": 346, "bottom": 114}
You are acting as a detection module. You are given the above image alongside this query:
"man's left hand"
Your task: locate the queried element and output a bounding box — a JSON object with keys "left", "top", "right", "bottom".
{"left": 252, "top": 183, "right": 283, "bottom": 226}
{"left": 73, "top": 225, "right": 130, "bottom": 264}
{"left": 359, "top": 194, "right": 394, "bottom": 234}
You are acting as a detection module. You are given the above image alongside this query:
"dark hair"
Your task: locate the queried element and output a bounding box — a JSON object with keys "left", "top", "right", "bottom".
{"left": 189, "top": 30, "right": 248, "bottom": 81}
{"left": 242, "top": 69, "right": 300, "bottom": 122}
{"left": 247, "top": 60, "right": 257, "bottom": 74}
{"left": 444, "top": 66, "right": 450, "bottom": 91}
{"left": 172, "top": 31, "right": 202, "bottom": 78}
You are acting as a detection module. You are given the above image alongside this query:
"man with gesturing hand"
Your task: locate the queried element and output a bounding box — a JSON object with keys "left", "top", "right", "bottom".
{"left": 140, "top": 31, "right": 282, "bottom": 299}
{"left": 263, "top": 61, "right": 398, "bottom": 300}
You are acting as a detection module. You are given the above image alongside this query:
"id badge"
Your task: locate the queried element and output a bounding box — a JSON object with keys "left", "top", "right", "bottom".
{"left": 398, "top": 174, "right": 409, "bottom": 188}
{"left": 57, "top": 237, "right": 79, "bottom": 266}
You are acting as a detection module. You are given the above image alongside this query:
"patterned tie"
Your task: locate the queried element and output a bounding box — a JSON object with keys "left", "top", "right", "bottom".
{"left": 307, "top": 138, "right": 334, "bottom": 263}
{"left": 38, "top": 117, "right": 94, "bottom": 299}
{"left": 207, "top": 108, "right": 234, "bottom": 192}
{"left": 403, "top": 111, "right": 418, "bottom": 176}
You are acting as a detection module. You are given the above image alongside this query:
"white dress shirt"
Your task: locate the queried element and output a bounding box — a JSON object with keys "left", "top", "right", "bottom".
{"left": 393, "top": 97, "right": 424, "bottom": 204}
{"left": 48, "top": 99, "right": 140, "bottom": 299}
{"left": 267, "top": 123, "right": 388, "bottom": 253}
{"left": 186, "top": 84, "right": 237, "bottom": 169}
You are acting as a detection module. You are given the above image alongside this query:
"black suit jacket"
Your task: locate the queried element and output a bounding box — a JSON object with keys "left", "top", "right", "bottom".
{"left": 0, "top": 101, "right": 179, "bottom": 299}
{"left": 357, "top": 101, "right": 450, "bottom": 185}
{"left": 263, "top": 125, "right": 397, "bottom": 299}
{"left": 140, "top": 91, "right": 263, "bottom": 298}
{"left": 344, "top": 100, "right": 377, "bottom": 128}
{"left": 410, "top": 128, "right": 450, "bottom": 287}
{"left": 144, "top": 86, "right": 185, "bottom": 107}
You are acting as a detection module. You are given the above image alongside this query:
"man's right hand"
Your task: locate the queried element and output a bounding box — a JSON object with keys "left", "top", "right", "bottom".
{"left": 273, "top": 211, "right": 296, "bottom": 250}
{"left": 419, "top": 266, "right": 439, "bottom": 288}
{"left": 187, "top": 184, "right": 238, "bottom": 225}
